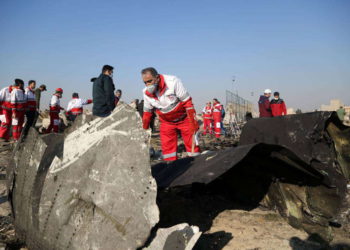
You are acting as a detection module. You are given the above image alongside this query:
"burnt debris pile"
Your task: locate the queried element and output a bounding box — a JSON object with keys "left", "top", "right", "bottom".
{"left": 153, "top": 111, "right": 350, "bottom": 242}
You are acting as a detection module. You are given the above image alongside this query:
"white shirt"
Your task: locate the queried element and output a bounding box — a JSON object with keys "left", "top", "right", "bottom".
{"left": 143, "top": 75, "right": 190, "bottom": 114}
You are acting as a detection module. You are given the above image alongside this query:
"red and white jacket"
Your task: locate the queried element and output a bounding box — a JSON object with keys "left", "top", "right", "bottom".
{"left": 66, "top": 98, "right": 92, "bottom": 115}
{"left": 142, "top": 74, "right": 194, "bottom": 128}
{"left": 25, "top": 87, "right": 36, "bottom": 111}
{"left": 49, "top": 94, "right": 63, "bottom": 113}
{"left": 11, "top": 87, "right": 26, "bottom": 116}
{"left": 202, "top": 106, "right": 213, "bottom": 119}
{"left": 212, "top": 102, "right": 223, "bottom": 118}
{"left": 0, "top": 86, "right": 13, "bottom": 112}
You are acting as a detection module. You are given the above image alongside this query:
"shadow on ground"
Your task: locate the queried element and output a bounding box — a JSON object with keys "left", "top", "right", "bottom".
{"left": 290, "top": 234, "right": 350, "bottom": 250}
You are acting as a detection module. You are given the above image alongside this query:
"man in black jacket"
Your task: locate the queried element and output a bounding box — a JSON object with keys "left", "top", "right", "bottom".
{"left": 92, "top": 65, "right": 116, "bottom": 117}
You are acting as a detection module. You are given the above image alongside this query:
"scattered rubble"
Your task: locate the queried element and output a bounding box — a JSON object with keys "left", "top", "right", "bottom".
{"left": 144, "top": 223, "right": 201, "bottom": 250}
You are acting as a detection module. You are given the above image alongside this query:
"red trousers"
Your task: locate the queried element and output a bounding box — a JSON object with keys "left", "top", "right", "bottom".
{"left": 47, "top": 112, "right": 60, "bottom": 133}
{"left": 0, "top": 109, "right": 25, "bottom": 141}
{"left": 12, "top": 111, "right": 25, "bottom": 140}
{"left": 202, "top": 118, "right": 212, "bottom": 135}
{"left": 160, "top": 117, "right": 200, "bottom": 161}
{"left": 0, "top": 109, "right": 12, "bottom": 140}
{"left": 213, "top": 113, "right": 222, "bottom": 138}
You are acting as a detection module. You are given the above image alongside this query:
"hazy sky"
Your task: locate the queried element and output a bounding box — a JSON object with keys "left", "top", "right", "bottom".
{"left": 0, "top": 0, "right": 349, "bottom": 112}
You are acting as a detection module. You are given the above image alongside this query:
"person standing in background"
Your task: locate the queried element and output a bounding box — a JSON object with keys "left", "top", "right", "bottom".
{"left": 23, "top": 80, "right": 37, "bottom": 137}
{"left": 47, "top": 88, "right": 64, "bottom": 133}
{"left": 115, "top": 89, "right": 122, "bottom": 106}
{"left": 212, "top": 98, "right": 223, "bottom": 138}
{"left": 66, "top": 93, "right": 92, "bottom": 121}
{"left": 202, "top": 102, "right": 213, "bottom": 135}
{"left": 93, "top": 65, "right": 115, "bottom": 117}
{"left": 0, "top": 79, "right": 25, "bottom": 141}
{"left": 270, "top": 91, "right": 287, "bottom": 117}
{"left": 11, "top": 79, "right": 26, "bottom": 141}
{"left": 258, "top": 89, "right": 272, "bottom": 117}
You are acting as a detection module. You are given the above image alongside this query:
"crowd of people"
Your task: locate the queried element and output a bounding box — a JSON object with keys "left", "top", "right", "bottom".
{"left": 0, "top": 66, "right": 123, "bottom": 142}
{"left": 0, "top": 79, "right": 45, "bottom": 142}
{"left": 0, "top": 64, "right": 290, "bottom": 162}
{"left": 202, "top": 99, "right": 226, "bottom": 138}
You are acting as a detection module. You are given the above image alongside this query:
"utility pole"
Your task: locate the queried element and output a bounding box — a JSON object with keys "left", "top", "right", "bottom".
{"left": 232, "top": 76, "right": 236, "bottom": 95}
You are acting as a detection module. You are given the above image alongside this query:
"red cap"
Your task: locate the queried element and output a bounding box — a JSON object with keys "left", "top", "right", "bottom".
{"left": 56, "top": 88, "right": 63, "bottom": 93}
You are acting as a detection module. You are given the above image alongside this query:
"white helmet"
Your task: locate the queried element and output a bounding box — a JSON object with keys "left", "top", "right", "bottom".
{"left": 264, "top": 89, "right": 272, "bottom": 94}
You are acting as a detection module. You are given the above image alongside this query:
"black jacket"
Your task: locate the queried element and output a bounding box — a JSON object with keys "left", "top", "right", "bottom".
{"left": 92, "top": 74, "right": 116, "bottom": 116}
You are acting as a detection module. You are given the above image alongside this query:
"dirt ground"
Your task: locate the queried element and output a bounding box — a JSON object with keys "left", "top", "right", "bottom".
{"left": 0, "top": 131, "right": 349, "bottom": 250}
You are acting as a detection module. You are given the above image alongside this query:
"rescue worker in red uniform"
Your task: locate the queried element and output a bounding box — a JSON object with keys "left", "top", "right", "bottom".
{"left": 0, "top": 79, "right": 26, "bottom": 141}
{"left": 47, "top": 88, "right": 64, "bottom": 133}
{"left": 212, "top": 99, "right": 223, "bottom": 138}
{"left": 66, "top": 93, "right": 92, "bottom": 121}
{"left": 202, "top": 102, "right": 213, "bottom": 135}
{"left": 0, "top": 85, "right": 14, "bottom": 141}
{"left": 11, "top": 80, "right": 26, "bottom": 141}
{"left": 270, "top": 92, "right": 287, "bottom": 117}
{"left": 0, "top": 79, "right": 24, "bottom": 141}
{"left": 141, "top": 67, "right": 200, "bottom": 161}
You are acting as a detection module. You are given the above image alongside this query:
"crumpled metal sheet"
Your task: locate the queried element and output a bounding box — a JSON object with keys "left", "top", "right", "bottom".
{"left": 152, "top": 143, "right": 329, "bottom": 188}
{"left": 240, "top": 111, "right": 350, "bottom": 180}
{"left": 152, "top": 112, "right": 350, "bottom": 241}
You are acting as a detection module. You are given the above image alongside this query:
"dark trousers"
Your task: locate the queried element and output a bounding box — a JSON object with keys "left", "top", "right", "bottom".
{"left": 23, "top": 111, "right": 38, "bottom": 136}
{"left": 68, "top": 114, "right": 78, "bottom": 122}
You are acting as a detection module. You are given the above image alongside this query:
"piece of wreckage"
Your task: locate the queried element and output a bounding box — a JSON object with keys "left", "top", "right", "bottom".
{"left": 152, "top": 111, "right": 350, "bottom": 241}
{"left": 7, "top": 105, "right": 350, "bottom": 249}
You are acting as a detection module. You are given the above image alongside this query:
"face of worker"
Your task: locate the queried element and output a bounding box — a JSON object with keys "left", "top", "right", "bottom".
{"left": 116, "top": 92, "right": 121, "bottom": 98}
{"left": 57, "top": 92, "right": 63, "bottom": 98}
{"left": 19, "top": 83, "right": 24, "bottom": 90}
{"left": 265, "top": 93, "right": 271, "bottom": 98}
{"left": 274, "top": 95, "right": 279, "bottom": 100}
{"left": 105, "top": 69, "right": 114, "bottom": 78}
{"left": 142, "top": 72, "right": 159, "bottom": 86}
{"left": 207, "top": 103, "right": 211, "bottom": 107}
{"left": 143, "top": 72, "right": 160, "bottom": 94}
{"left": 29, "top": 82, "right": 36, "bottom": 90}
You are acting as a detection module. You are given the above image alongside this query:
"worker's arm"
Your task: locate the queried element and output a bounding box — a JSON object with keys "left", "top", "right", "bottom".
{"left": 82, "top": 99, "right": 93, "bottom": 105}
{"left": 104, "top": 76, "right": 116, "bottom": 112}
{"left": 173, "top": 77, "right": 199, "bottom": 133}
{"left": 0, "top": 89, "right": 3, "bottom": 114}
{"left": 142, "top": 97, "right": 154, "bottom": 129}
